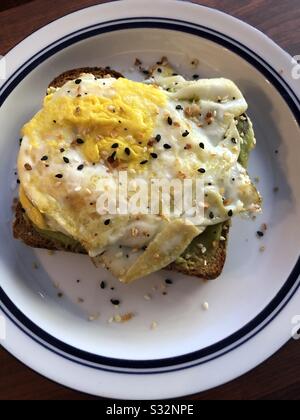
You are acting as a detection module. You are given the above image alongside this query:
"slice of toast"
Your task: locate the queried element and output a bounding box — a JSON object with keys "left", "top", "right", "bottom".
{"left": 13, "top": 67, "right": 230, "bottom": 280}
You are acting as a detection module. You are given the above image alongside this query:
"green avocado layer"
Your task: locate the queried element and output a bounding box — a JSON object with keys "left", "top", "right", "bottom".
{"left": 171, "top": 113, "right": 255, "bottom": 269}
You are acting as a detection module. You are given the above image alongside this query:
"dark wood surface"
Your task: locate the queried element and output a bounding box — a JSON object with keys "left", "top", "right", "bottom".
{"left": 0, "top": 0, "right": 299, "bottom": 401}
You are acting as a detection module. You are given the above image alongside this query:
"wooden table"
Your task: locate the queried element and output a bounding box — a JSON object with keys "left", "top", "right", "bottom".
{"left": 0, "top": 0, "right": 300, "bottom": 401}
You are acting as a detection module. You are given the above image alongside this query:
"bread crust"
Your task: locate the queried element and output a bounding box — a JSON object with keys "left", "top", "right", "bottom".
{"left": 48, "top": 67, "right": 123, "bottom": 89}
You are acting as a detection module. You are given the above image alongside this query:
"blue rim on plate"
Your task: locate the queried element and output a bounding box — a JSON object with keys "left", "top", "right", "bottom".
{"left": 1, "top": 17, "right": 299, "bottom": 374}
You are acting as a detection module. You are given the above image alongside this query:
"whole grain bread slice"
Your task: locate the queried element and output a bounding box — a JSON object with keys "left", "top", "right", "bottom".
{"left": 13, "top": 67, "right": 229, "bottom": 280}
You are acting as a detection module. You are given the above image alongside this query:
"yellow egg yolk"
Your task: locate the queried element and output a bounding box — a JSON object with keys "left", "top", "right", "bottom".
{"left": 22, "top": 78, "right": 167, "bottom": 170}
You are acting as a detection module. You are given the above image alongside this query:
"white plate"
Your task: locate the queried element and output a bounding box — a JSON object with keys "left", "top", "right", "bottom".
{"left": 0, "top": 0, "right": 299, "bottom": 399}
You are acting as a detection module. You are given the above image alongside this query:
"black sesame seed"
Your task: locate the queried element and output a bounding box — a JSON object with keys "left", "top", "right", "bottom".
{"left": 77, "top": 164, "right": 84, "bottom": 171}
{"left": 63, "top": 157, "right": 70, "bottom": 164}
{"left": 110, "top": 151, "right": 117, "bottom": 161}
{"left": 19, "top": 138, "right": 23, "bottom": 145}
{"left": 53, "top": 120, "right": 57, "bottom": 124}
{"left": 176, "top": 105, "right": 183, "bottom": 110}
{"left": 155, "top": 134, "right": 162, "bottom": 142}
{"left": 275, "top": 150, "right": 279, "bottom": 154}
{"left": 199, "top": 142, "right": 205, "bottom": 149}
{"left": 182, "top": 130, "right": 190, "bottom": 138}
{"left": 143, "top": 70, "right": 150, "bottom": 75}
{"left": 17, "top": 179, "right": 20, "bottom": 184}
{"left": 228, "top": 210, "right": 233, "bottom": 217}
{"left": 167, "top": 116, "right": 173, "bottom": 126}
{"left": 104, "top": 219, "right": 111, "bottom": 226}
{"left": 209, "top": 211, "right": 214, "bottom": 219}
{"left": 100, "top": 281, "right": 106, "bottom": 289}
{"left": 165, "top": 279, "right": 173, "bottom": 285}
{"left": 76, "top": 138, "right": 84, "bottom": 145}
{"left": 111, "top": 299, "right": 120, "bottom": 306}
{"left": 157, "top": 68, "right": 162, "bottom": 73}
{"left": 150, "top": 153, "right": 158, "bottom": 159}
{"left": 232, "top": 178, "right": 236, "bottom": 182}
{"left": 41, "top": 156, "right": 48, "bottom": 161}
{"left": 231, "top": 138, "right": 237, "bottom": 144}
{"left": 75, "top": 79, "right": 82, "bottom": 84}
{"left": 60, "top": 148, "right": 65, "bottom": 153}
{"left": 140, "top": 160, "right": 148, "bottom": 165}
{"left": 257, "top": 231, "right": 264, "bottom": 238}
{"left": 198, "top": 168, "right": 206, "bottom": 174}
{"left": 111, "top": 143, "right": 119, "bottom": 149}
{"left": 164, "top": 144, "right": 172, "bottom": 150}
{"left": 193, "top": 74, "right": 199, "bottom": 79}
{"left": 124, "top": 147, "right": 131, "bottom": 156}
{"left": 55, "top": 174, "right": 63, "bottom": 179}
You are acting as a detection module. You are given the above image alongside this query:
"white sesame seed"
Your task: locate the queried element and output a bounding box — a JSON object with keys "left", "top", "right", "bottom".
{"left": 114, "top": 314, "right": 122, "bottom": 323}
{"left": 197, "top": 243, "right": 207, "bottom": 254}
{"left": 151, "top": 321, "right": 158, "bottom": 330}
{"left": 202, "top": 302, "right": 209, "bottom": 311}
{"left": 144, "top": 294, "right": 152, "bottom": 301}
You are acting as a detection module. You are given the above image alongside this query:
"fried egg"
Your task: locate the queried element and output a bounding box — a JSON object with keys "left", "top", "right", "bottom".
{"left": 18, "top": 69, "right": 261, "bottom": 282}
